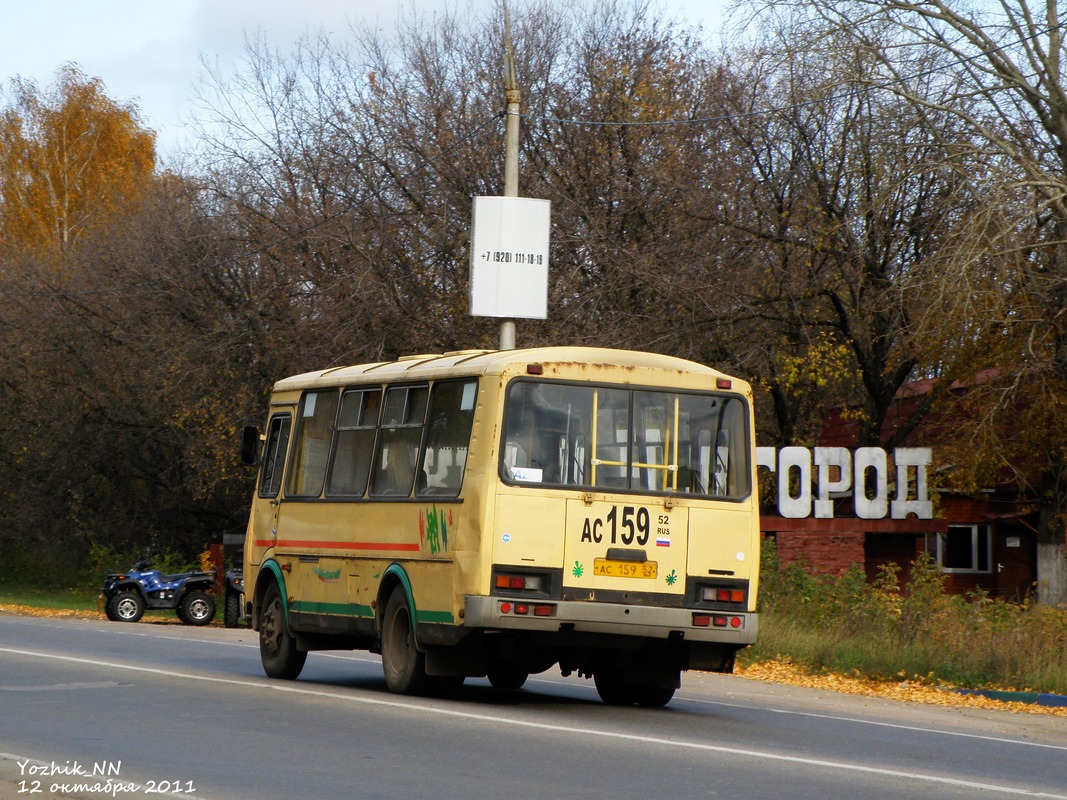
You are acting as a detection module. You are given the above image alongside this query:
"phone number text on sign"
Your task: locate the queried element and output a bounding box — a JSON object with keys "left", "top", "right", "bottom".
{"left": 479, "top": 250, "right": 545, "bottom": 265}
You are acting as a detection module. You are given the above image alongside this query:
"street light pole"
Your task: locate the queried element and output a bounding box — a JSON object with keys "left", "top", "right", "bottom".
{"left": 500, "top": 0, "right": 519, "bottom": 350}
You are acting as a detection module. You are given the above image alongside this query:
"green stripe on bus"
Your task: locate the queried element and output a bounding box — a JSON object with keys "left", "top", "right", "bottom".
{"left": 416, "top": 609, "right": 455, "bottom": 624}
{"left": 289, "top": 600, "right": 452, "bottom": 624}
{"left": 290, "top": 601, "right": 373, "bottom": 617}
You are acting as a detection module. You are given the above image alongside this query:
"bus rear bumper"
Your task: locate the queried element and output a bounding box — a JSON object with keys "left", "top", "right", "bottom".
{"left": 463, "top": 595, "right": 757, "bottom": 645}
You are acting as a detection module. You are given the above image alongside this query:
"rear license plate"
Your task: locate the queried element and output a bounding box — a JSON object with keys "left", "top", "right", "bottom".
{"left": 593, "top": 559, "right": 658, "bottom": 579}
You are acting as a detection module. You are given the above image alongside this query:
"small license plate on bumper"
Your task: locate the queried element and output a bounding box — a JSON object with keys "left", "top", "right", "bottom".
{"left": 593, "top": 559, "right": 658, "bottom": 579}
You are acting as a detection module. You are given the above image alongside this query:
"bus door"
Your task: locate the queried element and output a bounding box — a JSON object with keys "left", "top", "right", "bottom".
{"left": 281, "top": 389, "right": 342, "bottom": 612}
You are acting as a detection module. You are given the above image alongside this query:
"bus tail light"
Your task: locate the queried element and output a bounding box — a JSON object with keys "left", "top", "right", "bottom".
{"left": 493, "top": 571, "right": 547, "bottom": 593}
{"left": 495, "top": 573, "right": 543, "bottom": 591}
{"left": 692, "top": 613, "right": 744, "bottom": 629}
{"left": 499, "top": 601, "right": 556, "bottom": 617}
{"left": 695, "top": 581, "right": 749, "bottom": 609}
{"left": 703, "top": 587, "right": 746, "bottom": 604}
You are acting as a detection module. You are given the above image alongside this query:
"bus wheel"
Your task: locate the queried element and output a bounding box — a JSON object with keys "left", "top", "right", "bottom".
{"left": 381, "top": 586, "right": 428, "bottom": 695}
{"left": 487, "top": 663, "right": 529, "bottom": 690}
{"left": 634, "top": 685, "right": 675, "bottom": 708}
{"left": 594, "top": 667, "right": 636, "bottom": 706}
{"left": 260, "top": 583, "right": 306, "bottom": 680}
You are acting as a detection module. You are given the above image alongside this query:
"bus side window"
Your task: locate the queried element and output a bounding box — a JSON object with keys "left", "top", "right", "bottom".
{"left": 259, "top": 415, "right": 291, "bottom": 498}
{"left": 418, "top": 380, "right": 477, "bottom": 497}
{"left": 326, "top": 388, "right": 381, "bottom": 497}
{"left": 370, "top": 385, "right": 428, "bottom": 497}
{"left": 287, "top": 390, "right": 339, "bottom": 498}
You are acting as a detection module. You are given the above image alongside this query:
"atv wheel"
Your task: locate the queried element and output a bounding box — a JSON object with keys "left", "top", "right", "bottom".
{"left": 109, "top": 590, "right": 145, "bottom": 623}
{"left": 259, "top": 582, "right": 306, "bottom": 680}
{"left": 179, "top": 590, "right": 216, "bottom": 626}
{"left": 224, "top": 589, "right": 241, "bottom": 628}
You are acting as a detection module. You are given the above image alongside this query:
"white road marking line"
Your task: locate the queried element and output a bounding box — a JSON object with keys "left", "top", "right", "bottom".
{"left": 681, "top": 695, "right": 1067, "bottom": 752}
{"left": 2, "top": 645, "right": 1064, "bottom": 799}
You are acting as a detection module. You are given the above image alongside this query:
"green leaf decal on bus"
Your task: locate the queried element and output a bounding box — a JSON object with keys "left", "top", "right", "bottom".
{"left": 419, "top": 505, "right": 451, "bottom": 555}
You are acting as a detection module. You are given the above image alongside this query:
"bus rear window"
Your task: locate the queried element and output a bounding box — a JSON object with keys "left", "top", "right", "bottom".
{"left": 501, "top": 381, "right": 751, "bottom": 498}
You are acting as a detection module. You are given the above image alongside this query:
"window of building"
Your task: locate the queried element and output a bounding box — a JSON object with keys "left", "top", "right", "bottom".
{"left": 932, "top": 524, "right": 991, "bottom": 573}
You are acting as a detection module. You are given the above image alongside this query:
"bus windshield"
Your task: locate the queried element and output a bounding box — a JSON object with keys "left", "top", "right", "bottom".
{"left": 500, "top": 380, "right": 751, "bottom": 498}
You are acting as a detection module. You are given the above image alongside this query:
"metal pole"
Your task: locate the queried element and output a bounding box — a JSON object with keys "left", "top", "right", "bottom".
{"left": 500, "top": 0, "right": 519, "bottom": 350}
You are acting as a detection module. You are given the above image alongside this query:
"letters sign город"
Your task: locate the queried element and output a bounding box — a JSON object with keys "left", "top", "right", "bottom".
{"left": 469, "top": 196, "right": 550, "bottom": 319}
{"left": 755, "top": 446, "right": 933, "bottom": 520}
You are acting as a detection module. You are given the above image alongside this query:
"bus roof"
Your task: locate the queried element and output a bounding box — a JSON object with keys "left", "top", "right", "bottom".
{"left": 272, "top": 347, "right": 748, "bottom": 393}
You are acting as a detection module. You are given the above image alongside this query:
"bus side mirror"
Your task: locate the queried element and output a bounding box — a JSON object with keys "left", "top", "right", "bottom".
{"left": 240, "top": 425, "right": 261, "bottom": 467}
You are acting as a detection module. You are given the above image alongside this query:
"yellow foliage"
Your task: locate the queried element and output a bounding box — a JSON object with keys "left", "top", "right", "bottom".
{"left": 735, "top": 657, "right": 1066, "bottom": 716}
{"left": 0, "top": 64, "right": 156, "bottom": 258}
{"left": 776, "top": 336, "right": 858, "bottom": 393}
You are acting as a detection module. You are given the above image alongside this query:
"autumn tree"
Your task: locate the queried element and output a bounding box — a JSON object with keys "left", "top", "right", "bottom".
{"left": 0, "top": 66, "right": 262, "bottom": 581}
{"left": 189, "top": 1, "right": 742, "bottom": 363}
{"left": 0, "top": 64, "right": 155, "bottom": 260}
{"left": 769, "top": 0, "right": 1067, "bottom": 603}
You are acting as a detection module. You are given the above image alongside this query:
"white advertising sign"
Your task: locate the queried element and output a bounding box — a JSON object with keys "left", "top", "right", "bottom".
{"left": 469, "top": 196, "right": 550, "bottom": 319}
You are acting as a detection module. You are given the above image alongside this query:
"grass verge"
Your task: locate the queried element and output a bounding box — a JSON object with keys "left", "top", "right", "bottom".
{"left": 751, "top": 541, "right": 1067, "bottom": 697}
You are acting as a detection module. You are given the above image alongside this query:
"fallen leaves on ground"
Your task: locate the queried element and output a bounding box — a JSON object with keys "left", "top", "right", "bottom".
{"left": 736, "top": 656, "right": 1067, "bottom": 717}
{"left": 0, "top": 603, "right": 95, "bottom": 619}
{"left": 0, "top": 603, "right": 188, "bottom": 624}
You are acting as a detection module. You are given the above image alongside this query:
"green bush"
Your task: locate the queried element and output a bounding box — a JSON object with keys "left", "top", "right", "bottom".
{"left": 751, "top": 539, "right": 1067, "bottom": 694}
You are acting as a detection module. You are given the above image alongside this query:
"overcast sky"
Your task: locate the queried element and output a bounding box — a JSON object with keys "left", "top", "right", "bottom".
{"left": 1, "top": 0, "right": 728, "bottom": 161}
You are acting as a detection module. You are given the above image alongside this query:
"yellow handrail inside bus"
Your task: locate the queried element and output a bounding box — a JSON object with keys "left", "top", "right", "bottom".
{"left": 593, "top": 393, "right": 680, "bottom": 492}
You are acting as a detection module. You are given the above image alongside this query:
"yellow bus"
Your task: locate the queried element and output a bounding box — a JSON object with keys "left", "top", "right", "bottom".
{"left": 241, "top": 347, "right": 759, "bottom": 706}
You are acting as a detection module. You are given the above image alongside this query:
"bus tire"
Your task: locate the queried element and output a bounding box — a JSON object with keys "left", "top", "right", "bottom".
{"left": 487, "top": 663, "right": 529, "bottom": 690}
{"left": 634, "top": 685, "right": 675, "bottom": 708}
{"left": 381, "top": 586, "right": 428, "bottom": 695}
{"left": 259, "top": 582, "right": 306, "bottom": 680}
{"left": 594, "top": 667, "right": 636, "bottom": 706}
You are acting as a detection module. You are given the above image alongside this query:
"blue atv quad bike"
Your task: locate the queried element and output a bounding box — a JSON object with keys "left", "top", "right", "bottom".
{"left": 102, "top": 558, "right": 217, "bottom": 625}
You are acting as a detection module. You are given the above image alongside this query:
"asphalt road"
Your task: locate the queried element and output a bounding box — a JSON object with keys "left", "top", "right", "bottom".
{"left": 1, "top": 611, "right": 1065, "bottom": 800}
